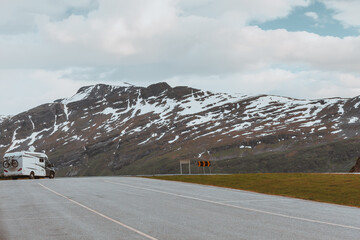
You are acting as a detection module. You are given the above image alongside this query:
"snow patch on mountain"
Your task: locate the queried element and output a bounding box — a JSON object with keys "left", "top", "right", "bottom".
{"left": 63, "top": 86, "right": 95, "bottom": 104}
{"left": 349, "top": 117, "right": 359, "bottom": 124}
{"left": 0, "top": 115, "right": 10, "bottom": 124}
{"left": 168, "top": 135, "right": 179, "bottom": 144}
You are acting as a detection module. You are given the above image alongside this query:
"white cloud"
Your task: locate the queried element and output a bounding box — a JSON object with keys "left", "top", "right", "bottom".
{"left": 321, "top": 0, "right": 360, "bottom": 27}
{"left": 178, "top": 0, "right": 310, "bottom": 24}
{"left": 0, "top": 0, "right": 360, "bottom": 115}
{"left": 0, "top": 0, "right": 96, "bottom": 34}
{"left": 166, "top": 69, "right": 360, "bottom": 100}
{"left": 0, "top": 69, "right": 91, "bottom": 115}
{"left": 38, "top": 0, "right": 178, "bottom": 55}
{"left": 305, "top": 12, "right": 319, "bottom": 20}
{"left": 0, "top": 0, "right": 312, "bottom": 68}
{"left": 339, "top": 73, "right": 360, "bottom": 88}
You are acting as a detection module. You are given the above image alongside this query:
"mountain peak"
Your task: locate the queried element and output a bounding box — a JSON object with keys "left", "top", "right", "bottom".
{"left": 76, "top": 85, "right": 94, "bottom": 95}
{"left": 65, "top": 84, "right": 124, "bottom": 104}
{"left": 140, "top": 82, "right": 172, "bottom": 98}
{"left": 147, "top": 82, "right": 171, "bottom": 91}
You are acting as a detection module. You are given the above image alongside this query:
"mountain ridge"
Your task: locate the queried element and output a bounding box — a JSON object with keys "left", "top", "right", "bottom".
{"left": 1, "top": 82, "right": 360, "bottom": 176}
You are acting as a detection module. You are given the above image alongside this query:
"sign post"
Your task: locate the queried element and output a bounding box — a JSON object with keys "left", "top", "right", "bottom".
{"left": 197, "top": 161, "right": 211, "bottom": 174}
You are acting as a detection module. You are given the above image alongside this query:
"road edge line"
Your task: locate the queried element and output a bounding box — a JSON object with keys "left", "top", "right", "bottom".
{"left": 104, "top": 180, "right": 360, "bottom": 231}
{"left": 38, "top": 183, "right": 158, "bottom": 240}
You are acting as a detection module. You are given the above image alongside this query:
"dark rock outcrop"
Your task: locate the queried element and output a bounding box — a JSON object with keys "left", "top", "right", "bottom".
{"left": 350, "top": 157, "right": 360, "bottom": 172}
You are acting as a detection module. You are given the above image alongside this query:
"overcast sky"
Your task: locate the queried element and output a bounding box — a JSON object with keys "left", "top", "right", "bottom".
{"left": 1, "top": 0, "right": 360, "bottom": 115}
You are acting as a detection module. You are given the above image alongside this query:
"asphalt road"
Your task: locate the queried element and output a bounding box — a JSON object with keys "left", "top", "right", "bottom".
{"left": 1, "top": 177, "right": 360, "bottom": 240}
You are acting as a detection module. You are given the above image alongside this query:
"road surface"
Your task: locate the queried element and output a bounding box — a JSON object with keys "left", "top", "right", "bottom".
{"left": 1, "top": 176, "right": 360, "bottom": 239}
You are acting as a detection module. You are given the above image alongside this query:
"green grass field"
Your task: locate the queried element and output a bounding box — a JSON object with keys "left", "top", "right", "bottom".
{"left": 149, "top": 173, "right": 360, "bottom": 207}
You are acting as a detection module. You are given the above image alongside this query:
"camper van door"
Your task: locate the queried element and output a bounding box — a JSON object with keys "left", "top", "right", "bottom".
{"left": 22, "top": 155, "right": 46, "bottom": 177}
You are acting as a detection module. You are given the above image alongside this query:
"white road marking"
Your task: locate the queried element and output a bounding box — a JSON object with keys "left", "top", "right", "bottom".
{"left": 38, "top": 183, "right": 158, "bottom": 240}
{"left": 104, "top": 180, "right": 360, "bottom": 231}
{"left": 122, "top": 182, "right": 228, "bottom": 201}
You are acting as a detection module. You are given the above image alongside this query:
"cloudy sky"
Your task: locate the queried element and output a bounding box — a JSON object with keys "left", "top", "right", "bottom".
{"left": 1, "top": 0, "right": 360, "bottom": 115}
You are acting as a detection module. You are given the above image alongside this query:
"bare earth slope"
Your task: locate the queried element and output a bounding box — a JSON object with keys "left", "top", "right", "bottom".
{"left": 1, "top": 82, "right": 360, "bottom": 176}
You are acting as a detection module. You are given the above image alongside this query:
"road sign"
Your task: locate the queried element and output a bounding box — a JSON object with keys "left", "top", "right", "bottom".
{"left": 197, "top": 161, "right": 211, "bottom": 167}
{"left": 180, "top": 160, "right": 190, "bottom": 164}
{"left": 179, "top": 160, "right": 191, "bottom": 175}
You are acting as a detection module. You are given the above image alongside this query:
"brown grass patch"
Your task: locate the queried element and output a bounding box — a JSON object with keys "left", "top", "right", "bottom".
{"left": 148, "top": 173, "right": 360, "bottom": 207}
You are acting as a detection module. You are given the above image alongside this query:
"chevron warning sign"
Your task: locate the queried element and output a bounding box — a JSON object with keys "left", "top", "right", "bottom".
{"left": 197, "top": 161, "right": 211, "bottom": 167}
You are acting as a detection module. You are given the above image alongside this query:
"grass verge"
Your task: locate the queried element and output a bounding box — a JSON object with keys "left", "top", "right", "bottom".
{"left": 149, "top": 173, "right": 360, "bottom": 208}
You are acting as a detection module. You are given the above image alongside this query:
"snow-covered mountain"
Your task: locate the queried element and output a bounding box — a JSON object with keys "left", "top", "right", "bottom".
{"left": 1, "top": 82, "right": 360, "bottom": 176}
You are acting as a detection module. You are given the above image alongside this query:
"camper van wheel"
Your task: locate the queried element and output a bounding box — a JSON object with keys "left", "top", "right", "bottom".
{"left": 29, "top": 172, "right": 35, "bottom": 179}
{"left": 49, "top": 172, "right": 55, "bottom": 179}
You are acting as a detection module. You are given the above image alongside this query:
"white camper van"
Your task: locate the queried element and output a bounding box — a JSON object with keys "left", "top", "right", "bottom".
{"left": 3, "top": 152, "right": 55, "bottom": 179}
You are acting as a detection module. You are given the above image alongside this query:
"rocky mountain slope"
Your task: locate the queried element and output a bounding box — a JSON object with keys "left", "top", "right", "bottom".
{"left": 1, "top": 82, "right": 360, "bottom": 176}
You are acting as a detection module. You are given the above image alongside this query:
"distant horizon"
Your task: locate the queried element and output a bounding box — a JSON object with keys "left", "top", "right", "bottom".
{"left": 1, "top": 80, "right": 357, "bottom": 117}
